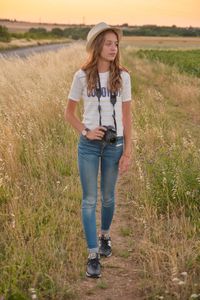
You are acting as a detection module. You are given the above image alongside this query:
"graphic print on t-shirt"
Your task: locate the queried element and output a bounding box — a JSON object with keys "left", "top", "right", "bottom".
{"left": 87, "top": 87, "right": 121, "bottom": 98}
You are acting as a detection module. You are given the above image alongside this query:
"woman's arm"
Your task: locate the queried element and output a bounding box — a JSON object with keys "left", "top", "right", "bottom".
{"left": 119, "top": 100, "right": 132, "bottom": 174}
{"left": 64, "top": 99, "right": 85, "bottom": 134}
{"left": 122, "top": 101, "right": 132, "bottom": 156}
{"left": 64, "top": 99, "right": 106, "bottom": 140}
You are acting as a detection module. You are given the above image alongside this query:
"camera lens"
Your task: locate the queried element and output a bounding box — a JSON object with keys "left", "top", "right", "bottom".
{"left": 110, "top": 136, "right": 116, "bottom": 144}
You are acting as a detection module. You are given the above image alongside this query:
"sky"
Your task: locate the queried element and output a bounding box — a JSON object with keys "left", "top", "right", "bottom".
{"left": 1, "top": 0, "right": 200, "bottom": 27}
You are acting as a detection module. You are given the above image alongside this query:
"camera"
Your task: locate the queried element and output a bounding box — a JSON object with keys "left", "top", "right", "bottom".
{"left": 101, "top": 125, "right": 117, "bottom": 144}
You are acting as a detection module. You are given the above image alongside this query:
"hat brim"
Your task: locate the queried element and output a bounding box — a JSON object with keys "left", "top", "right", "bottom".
{"left": 86, "top": 27, "right": 122, "bottom": 52}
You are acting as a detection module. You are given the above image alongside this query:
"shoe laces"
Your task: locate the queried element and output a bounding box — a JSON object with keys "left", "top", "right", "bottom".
{"left": 100, "top": 236, "right": 111, "bottom": 249}
{"left": 88, "top": 254, "right": 101, "bottom": 269}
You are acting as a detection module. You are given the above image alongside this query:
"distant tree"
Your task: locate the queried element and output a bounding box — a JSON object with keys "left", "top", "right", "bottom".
{"left": 63, "top": 27, "right": 90, "bottom": 39}
{"left": 0, "top": 25, "right": 11, "bottom": 42}
{"left": 122, "top": 23, "right": 129, "bottom": 27}
{"left": 29, "top": 27, "right": 47, "bottom": 34}
{"left": 51, "top": 28, "right": 64, "bottom": 37}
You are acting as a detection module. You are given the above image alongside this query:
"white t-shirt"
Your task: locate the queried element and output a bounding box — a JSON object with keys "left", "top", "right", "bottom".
{"left": 68, "top": 69, "right": 132, "bottom": 136}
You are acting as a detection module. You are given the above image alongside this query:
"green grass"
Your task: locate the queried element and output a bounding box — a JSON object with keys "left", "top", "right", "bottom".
{"left": 96, "top": 280, "right": 109, "bottom": 289}
{"left": 136, "top": 49, "right": 200, "bottom": 77}
{"left": 119, "top": 226, "right": 132, "bottom": 237}
{"left": 117, "top": 250, "right": 130, "bottom": 258}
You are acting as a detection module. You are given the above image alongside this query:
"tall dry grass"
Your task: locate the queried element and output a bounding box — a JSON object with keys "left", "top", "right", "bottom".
{"left": 0, "top": 45, "right": 87, "bottom": 299}
{"left": 121, "top": 48, "right": 200, "bottom": 299}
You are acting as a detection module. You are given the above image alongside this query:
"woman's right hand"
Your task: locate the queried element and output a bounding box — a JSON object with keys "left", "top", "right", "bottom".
{"left": 86, "top": 126, "right": 107, "bottom": 140}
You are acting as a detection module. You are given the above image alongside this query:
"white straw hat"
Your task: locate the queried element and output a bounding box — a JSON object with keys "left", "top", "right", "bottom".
{"left": 86, "top": 22, "right": 122, "bottom": 52}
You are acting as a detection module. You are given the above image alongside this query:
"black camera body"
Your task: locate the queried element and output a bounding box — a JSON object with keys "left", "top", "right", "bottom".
{"left": 101, "top": 125, "right": 117, "bottom": 144}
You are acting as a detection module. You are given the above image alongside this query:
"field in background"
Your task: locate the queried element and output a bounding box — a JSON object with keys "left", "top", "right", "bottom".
{"left": 136, "top": 49, "right": 200, "bottom": 77}
{"left": 0, "top": 37, "right": 72, "bottom": 51}
{"left": 1, "top": 35, "right": 200, "bottom": 53}
{"left": 0, "top": 20, "right": 75, "bottom": 33}
{"left": 121, "top": 36, "right": 200, "bottom": 49}
{"left": 0, "top": 42, "right": 199, "bottom": 299}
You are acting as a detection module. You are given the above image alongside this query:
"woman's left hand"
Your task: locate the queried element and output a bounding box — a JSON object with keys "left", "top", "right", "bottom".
{"left": 118, "top": 153, "right": 131, "bottom": 175}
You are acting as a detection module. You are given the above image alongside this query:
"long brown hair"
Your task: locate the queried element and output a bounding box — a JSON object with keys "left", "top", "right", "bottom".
{"left": 81, "top": 29, "right": 129, "bottom": 93}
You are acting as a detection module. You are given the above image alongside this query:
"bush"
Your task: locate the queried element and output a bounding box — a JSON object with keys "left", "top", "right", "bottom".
{"left": 63, "top": 27, "right": 90, "bottom": 39}
{"left": 28, "top": 27, "right": 47, "bottom": 34}
{"left": 51, "top": 28, "right": 64, "bottom": 37}
{"left": 0, "top": 25, "right": 11, "bottom": 42}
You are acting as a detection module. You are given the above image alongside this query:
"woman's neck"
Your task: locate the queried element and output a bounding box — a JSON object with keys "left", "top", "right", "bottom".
{"left": 97, "top": 60, "right": 110, "bottom": 73}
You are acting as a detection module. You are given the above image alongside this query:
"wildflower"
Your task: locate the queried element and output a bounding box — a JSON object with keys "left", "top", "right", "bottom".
{"left": 29, "top": 288, "right": 38, "bottom": 300}
{"left": 178, "top": 280, "right": 186, "bottom": 285}
{"left": 172, "top": 277, "right": 180, "bottom": 282}
{"left": 164, "top": 290, "right": 169, "bottom": 294}
{"left": 180, "top": 271, "right": 188, "bottom": 277}
{"left": 185, "top": 191, "right": 191, "bottom": 196}
{"left": 62, "top": 185, "right": 68, "bottom": 192}
{"left": 190, "top": 294, "right": 200, "bottom": 299}
{"left": 10, "top": 213, "right": 15, "bottom": 229}
{"left": 162, "top": 177, "right": 167, "bottom": 185}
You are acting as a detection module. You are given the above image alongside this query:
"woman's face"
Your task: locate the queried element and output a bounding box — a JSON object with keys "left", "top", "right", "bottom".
{"left": 99, "top": 31, "right": 118, "bottom": 62}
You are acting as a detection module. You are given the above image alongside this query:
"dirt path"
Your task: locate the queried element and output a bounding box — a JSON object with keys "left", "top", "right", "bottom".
{"left": 74, "top": 172, "right": 143, "bottom": 300}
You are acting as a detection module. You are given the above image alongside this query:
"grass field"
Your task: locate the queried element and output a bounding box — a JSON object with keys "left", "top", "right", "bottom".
{"left": 121, "top": 36, "right": 200, "bottom": 49}
{"left": 136, "top": 49, "right": 200, "bottom": 77}
{"left": 0, "top": 20, "right": 74, "bottom": 33}
{"left": 0, "top": 42, "right": 199, "bottom": 299}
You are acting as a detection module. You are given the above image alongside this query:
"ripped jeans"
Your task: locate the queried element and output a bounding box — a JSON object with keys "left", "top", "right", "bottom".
{"left": 78, "top": 134, "right": 124, "bottom": 252}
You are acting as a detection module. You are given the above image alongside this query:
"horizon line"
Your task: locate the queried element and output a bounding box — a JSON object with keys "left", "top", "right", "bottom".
{"left": 0, "top": 18, "right": 200, "bottom": 29}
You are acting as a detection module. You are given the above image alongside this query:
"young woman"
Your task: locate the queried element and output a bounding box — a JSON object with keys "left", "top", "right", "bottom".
{"left": 65, "top": 22, "right": 132, "bottom": 278}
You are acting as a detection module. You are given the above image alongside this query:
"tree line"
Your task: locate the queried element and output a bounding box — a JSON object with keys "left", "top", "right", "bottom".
{"left": 0, "top": 24, "right": 200, "bottom": 42}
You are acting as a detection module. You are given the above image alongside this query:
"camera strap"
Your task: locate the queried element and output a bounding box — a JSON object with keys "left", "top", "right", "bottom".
{"left": 96, "top": 73, "right": 117, "bottom": 131}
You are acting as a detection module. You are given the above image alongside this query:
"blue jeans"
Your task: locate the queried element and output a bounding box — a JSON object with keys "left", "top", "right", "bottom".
{"left": 78, "top": 135, "right": 124, "bottom": 251}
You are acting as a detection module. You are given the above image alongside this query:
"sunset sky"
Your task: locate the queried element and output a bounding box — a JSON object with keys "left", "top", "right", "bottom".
{"left": 1, "top": 0, "right": 200, "bottom": 27}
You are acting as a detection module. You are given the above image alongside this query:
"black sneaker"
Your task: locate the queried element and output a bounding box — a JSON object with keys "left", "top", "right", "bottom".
{"left": 86, "top": 252, "right": 101, "bottom": 278}
{"left": 99, "top": 235, "right": 112, "bottom": 257}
